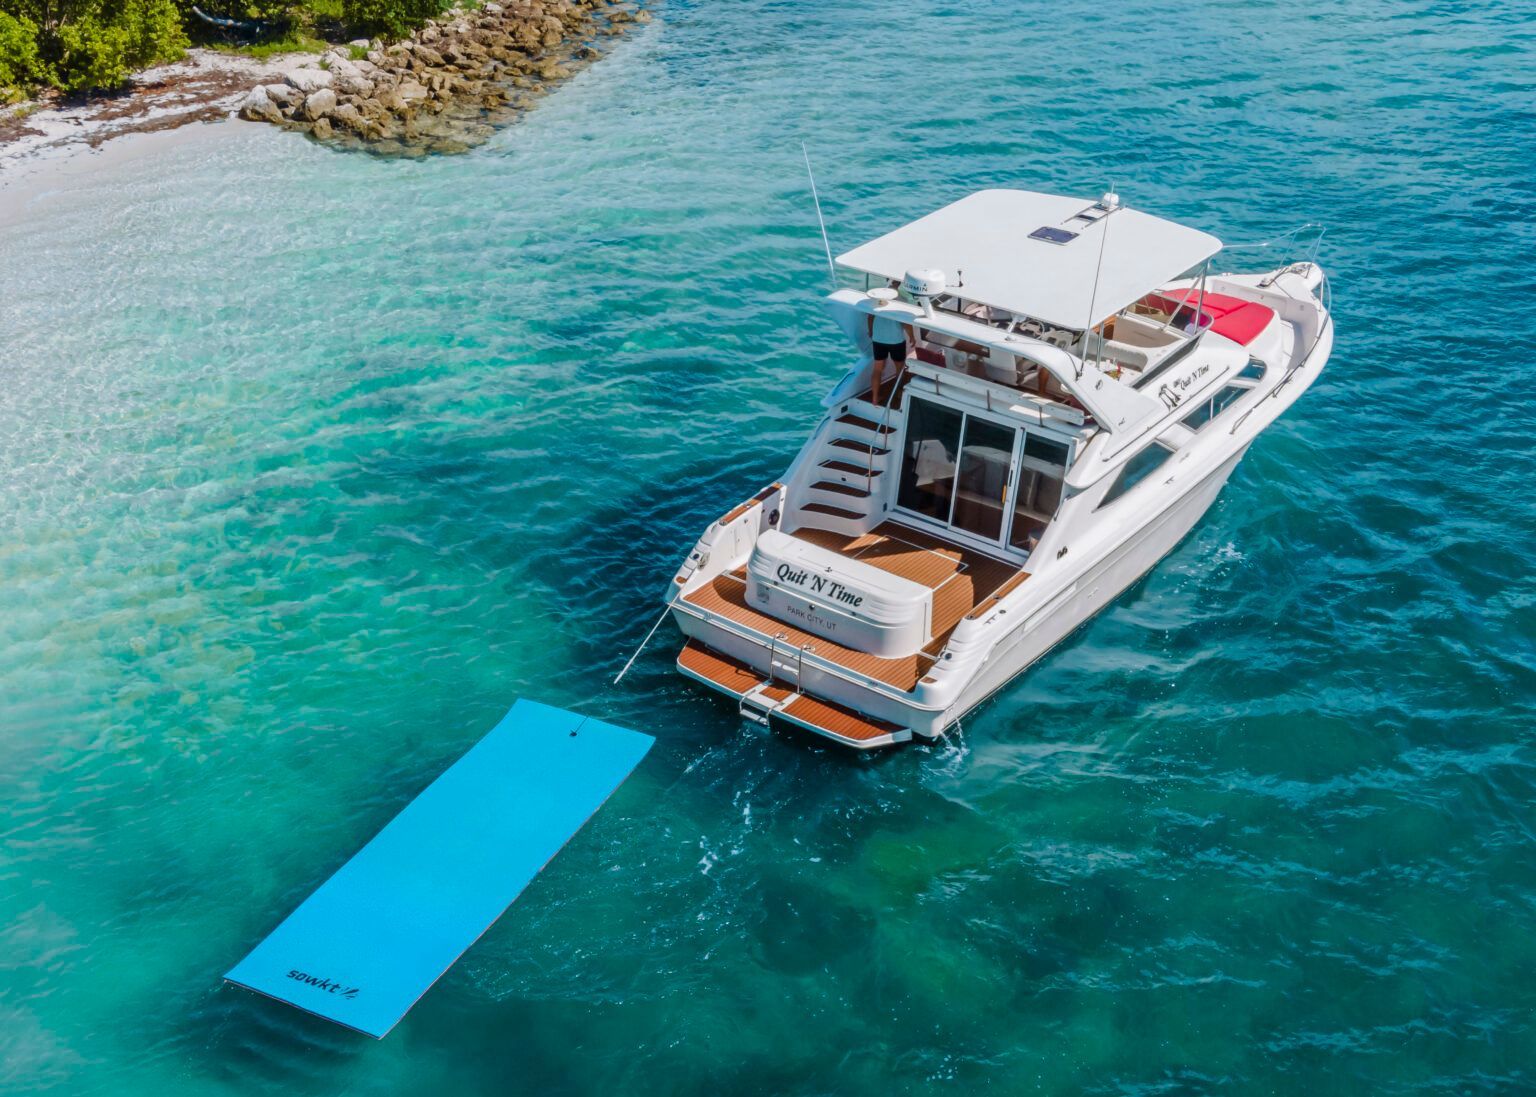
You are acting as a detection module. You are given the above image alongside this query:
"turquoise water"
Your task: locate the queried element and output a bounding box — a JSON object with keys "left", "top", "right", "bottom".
{"left": 3, "top": 0, "right": 1535, "bottom": 1091}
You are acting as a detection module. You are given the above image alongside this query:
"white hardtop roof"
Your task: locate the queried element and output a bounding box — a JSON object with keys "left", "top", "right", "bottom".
{"left": 835, "top": 189, "right": 1222, "bottom": 330}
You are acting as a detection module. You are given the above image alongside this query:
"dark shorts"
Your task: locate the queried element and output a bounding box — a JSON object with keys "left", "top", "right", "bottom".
{"left": 873, "top": 340, "right": 907, "bottom": 363}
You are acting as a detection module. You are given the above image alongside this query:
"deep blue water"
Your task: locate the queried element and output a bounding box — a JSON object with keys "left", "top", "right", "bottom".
{"left": 2, "top": 0, "right": 1535, "bottom": 1092}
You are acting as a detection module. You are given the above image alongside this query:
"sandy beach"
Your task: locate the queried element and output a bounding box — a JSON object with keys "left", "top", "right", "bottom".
{"left": 0, "top": 50, "right": 311, "bottom": 188}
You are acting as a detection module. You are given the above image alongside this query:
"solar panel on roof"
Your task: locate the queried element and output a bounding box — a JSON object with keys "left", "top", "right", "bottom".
{"left": 1029, "top": 226, "right": 1079, "bottom": 245}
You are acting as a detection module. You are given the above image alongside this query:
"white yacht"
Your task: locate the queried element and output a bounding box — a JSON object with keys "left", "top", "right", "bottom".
{"left": 664, "top": 189, "right": 1333, "bottom": 749}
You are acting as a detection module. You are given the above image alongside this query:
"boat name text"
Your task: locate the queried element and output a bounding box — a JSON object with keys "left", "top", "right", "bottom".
{"left": 1173, "top": 364, "right": 1212, "bottom": 392}
{"left": 775, "top": 564, "right": 864, "bottom": 608}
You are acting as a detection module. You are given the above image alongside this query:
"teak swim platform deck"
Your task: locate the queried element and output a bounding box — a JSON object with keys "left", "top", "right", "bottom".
{"left": 677, "top": 639, "right": 907, "bottom": 747}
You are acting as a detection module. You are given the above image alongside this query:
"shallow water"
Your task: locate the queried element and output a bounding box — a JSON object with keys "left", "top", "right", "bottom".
{"left": 2, "top": 0, "right": 1535, "bottom": 1092}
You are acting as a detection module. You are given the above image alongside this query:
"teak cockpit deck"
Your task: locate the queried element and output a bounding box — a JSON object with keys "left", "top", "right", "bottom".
{"left": 682, "top": 521, "right": 1021, "bottom": 693}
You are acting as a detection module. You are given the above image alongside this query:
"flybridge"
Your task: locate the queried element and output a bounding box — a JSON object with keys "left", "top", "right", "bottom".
{"left": 828, "top": 288, "right": 1173, "bottom": 435}
{"left": 822, "top": 189, "right": 1257, "bottom": 438}
{"left": 835, "top": 189, "right": 1222, "bottom": 331}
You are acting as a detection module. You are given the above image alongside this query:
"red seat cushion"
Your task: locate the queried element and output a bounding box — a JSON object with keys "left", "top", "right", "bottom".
{"left": 1141, "top": 288, "right": 1275, "bottom": 346}
{"left": 1208, "top": 301, "right": 1275, "bottom": 345}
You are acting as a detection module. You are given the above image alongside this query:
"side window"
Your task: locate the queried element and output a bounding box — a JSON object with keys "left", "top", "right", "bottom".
{"left": 1099, "top": 442, "right": 1174, "bottom": 507}
{"left": 1181, "top": 384, "right": 1246, "bottom": 431}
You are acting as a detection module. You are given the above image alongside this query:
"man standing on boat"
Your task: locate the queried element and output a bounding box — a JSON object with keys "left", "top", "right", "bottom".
{"left": 868, "top": 281, "right": 914, "bottom": 406}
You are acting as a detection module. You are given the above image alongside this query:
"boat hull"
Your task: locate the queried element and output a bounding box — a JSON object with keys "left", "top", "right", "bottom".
{"left": 940, "top": 444, "right": 1248, "bottom": 728}
{"left": 669, "top": 443, "right": 1246, "bottom": 740}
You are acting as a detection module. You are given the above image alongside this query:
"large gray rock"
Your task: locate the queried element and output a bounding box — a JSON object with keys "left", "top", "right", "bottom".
{"left": 285, "top": 67, "right": 334, "bottom": 93}
{"left": 331, "top": 102, "right": 364, "bottom": 127}
{"left": 264, "top": 82, "right": 298, "bottom": 108}
{"left": 301, "top": 88, "right": 338, "bottom": 121}
{"left": 397, "top": 80, "right": 430, "bottom": 105}
{"left": 238, "top": 85, "right": 282, "bottom": 124}
{"left": 327, "top": 55, "right": 364, "bottom": 81}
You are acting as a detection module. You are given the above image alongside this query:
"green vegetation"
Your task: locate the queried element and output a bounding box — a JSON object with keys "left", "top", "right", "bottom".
{"left": 0, "top": 0, "right": 454, "bottom": 96}
{"left": 339, "top": 0, "right": 438, "bottom": 39}
{"left": 205, "top": 29, "right": 326, "bottom": 58}
{"left": 0, "top": 11, "right": 47, "bottom": 95}
{"left": 1, "top": 0, "right": 185, "bottom": 93}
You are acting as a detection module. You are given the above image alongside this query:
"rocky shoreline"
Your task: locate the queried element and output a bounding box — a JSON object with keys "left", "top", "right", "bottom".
{"left": 239, "top": 0, "right": 647, "bottom": 157}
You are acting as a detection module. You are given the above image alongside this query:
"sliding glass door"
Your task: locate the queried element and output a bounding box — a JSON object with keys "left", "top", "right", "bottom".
{"left": 949, "top": 417, "right": 1014, "bottom": 541}
{"left": 896, "top": 396, "right": 1070, "bottom": 553}
{"left": 1008, "top": 434, "right": 1070, "bottom": 552}
{"left": 895, "top": 398, "right": 964, "bottom": 523}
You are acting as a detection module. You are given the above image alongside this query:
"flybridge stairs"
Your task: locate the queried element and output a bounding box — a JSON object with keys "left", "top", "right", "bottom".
{"left": 224, "top": 700, "right": 652, "bottom": 1038}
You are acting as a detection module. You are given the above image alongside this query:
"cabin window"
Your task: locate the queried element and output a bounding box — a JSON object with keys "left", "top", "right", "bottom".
{"left": 1099, "top": 441, "right": 1174, "bottom": 507}
{"left": 1181, "top": 384, "right": 1246, "bottom": 431}
{"left": 1009, "top": 434, "right": 1070, "bottom": 551}
{"left": 951, "top": 417, "right": 1015, "bottom": 540}
{"left": 896, "top": 398, "right": 965, "bottom": 522}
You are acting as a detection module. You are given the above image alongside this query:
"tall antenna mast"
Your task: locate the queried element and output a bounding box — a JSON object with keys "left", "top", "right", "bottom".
{"left": 802, "top": 142, "right": 837, "bottom": 289}
{"left": 1082, "top": 186, "right": 1119, "bottom": 371}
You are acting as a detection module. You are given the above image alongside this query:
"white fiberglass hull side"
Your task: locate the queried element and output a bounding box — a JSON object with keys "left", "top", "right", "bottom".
{"left": 941, "top": 445, "right": 1248, "bottom": 728}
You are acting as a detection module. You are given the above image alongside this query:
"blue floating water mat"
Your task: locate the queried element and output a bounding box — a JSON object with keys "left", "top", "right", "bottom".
{"left": 224, "top": 699, "right": 653, "bottom": 1038}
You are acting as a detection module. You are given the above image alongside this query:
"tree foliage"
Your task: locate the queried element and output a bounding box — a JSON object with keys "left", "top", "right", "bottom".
{"left": 340, "top": 0, "right": 442, "bottom": 40}
{"left": 0, "top": 9, "right": 47, "bottom": 89}
{"left": 0, "top": 0, "right": 446, "bottom": 94}
{"left": 0, "top": 0, "right": 187, "bottom": 92}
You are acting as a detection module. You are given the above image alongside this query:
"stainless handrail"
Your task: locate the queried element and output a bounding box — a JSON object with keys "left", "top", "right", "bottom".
{"left": 796, "top": 641, "right": 815, "bottom": 694}
{"left": 865, "top": 358, "right": 909, "bottom": 494}
{"left": 1228, "top": 269, "right": 1332, "bottom": 436}
{"left": 767, "top": 631, "right": 785, "bottom": 682}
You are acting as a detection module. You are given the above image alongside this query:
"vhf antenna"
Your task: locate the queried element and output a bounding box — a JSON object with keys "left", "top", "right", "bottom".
{"left": 802, "top": 142, "right": 837, "bottom": 290}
